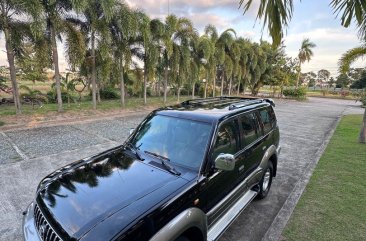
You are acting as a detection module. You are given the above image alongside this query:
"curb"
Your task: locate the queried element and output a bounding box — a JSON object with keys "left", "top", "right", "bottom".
{"left": 261, "top": 111, "right": 344, "bottom": 241}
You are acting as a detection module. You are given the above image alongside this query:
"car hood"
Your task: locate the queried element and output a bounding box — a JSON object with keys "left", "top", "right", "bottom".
{"left": 36, "top": 147, "right": 189, "bottom": 240}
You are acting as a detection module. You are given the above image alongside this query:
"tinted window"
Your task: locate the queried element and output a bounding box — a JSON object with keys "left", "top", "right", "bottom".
{"left": 267, "top": 106, "right": 277, "bottom": 127}
{"left": 132, "top": 115, "right": 212, "bottom": 170}
{"left": 259, "top": 108, "right": 273, "bottom": 134}
{"left": 240, "top": 113, "right": 259, "bottom": 145}
{"left": 212, "top": 121, "right": 239, "bottom": 159}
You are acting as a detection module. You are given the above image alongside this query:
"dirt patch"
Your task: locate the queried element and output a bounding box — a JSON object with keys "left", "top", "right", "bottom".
{"left": 0, "top": 107, "right": 153, "bottom": 132}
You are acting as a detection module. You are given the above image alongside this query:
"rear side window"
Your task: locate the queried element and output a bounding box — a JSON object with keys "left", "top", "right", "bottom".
{"left": 240, "top": 113, "right": 259, "bottom": 146}
{"left": 259, "top": 108, "right": 273, "bottom": 134}
{"left": 268, "top": 107, "right": 277, "bottom": 127}
{"left": 212, "top": 121, "right": 239, "bottom": 159}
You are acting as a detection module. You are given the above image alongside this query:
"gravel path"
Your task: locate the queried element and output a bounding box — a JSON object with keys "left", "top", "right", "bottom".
{"left": 0, "top": 98, "right": 363, "bottom": 241}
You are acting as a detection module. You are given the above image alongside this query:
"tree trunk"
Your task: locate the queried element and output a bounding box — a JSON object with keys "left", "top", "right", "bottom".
{"left": 120, "top": 58, "right": 125, "bottom": 108}
{"left": 177, "top": 86, "right": 180, "bottom": 102}
{"left": 164, "top": 68, "right": 168, "bottom": 104}
{"left": 97, "top": 83, "right": 101, "bottom": 103}
{"left": 91, "top": 31, "right": 97, "bottom": 110}
{"left": 157, "top": 75, "right": 161, "bottom": 96}
{"left": 50, "top": 26, "right": 63, "bottom": 112}
{"left": 192, "top": 82, "right": 195, "bottom": 99}
{"left": 144, "top": 68, "right": 147, "bottom": 104}
{"left": 4, "top": 27, "right": 21, "bottom": 114}
{"left": 359, "top": 109, "right": 366, "bottom": 143}
{"left": 221, "top": 74, "right": 224, "bottom": 96}
{"left": 237, "top": 79, "right": 240, "bottom": 95}
{"left": 228, "top": 75, "right": 232, "bottom": 96}
{"left": 212, "top": 68, "right": 216, "bottom": 97}
{"left": 296, "top": 63, "right": 301, "bottom": 88}
{"left": 242, "top": 79, "right": 246, "bottom": 95}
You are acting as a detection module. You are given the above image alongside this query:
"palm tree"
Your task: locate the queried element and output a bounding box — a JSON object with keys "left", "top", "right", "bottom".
{"left": 339, "top": 43, "right": 366, "bottom": 143}
{"left": 236, "top": 38, "right": 252, "bottom": 95}
{"left": 39, "top": 0, "right": 85, "bottom": 112}
{"left": 77, "top": 0, "right": 115, "bottom": 110}
{"left": 203, "top": 24, "right": 220, "bottom": 97}
{"left": 0, "top": 0, "right": 42, "bottom": 114}
{"left": 109, "top": 3, "right": 138, "bottom": 108}
{"left": 136, "top": 11, "right": 159, "bottom": 105}
{"left": 296, "top": 38, "right": 316, "bottom": 88}
{"left": 161, "top": 15, "right": 178, "bottom": 103}
{"left": 172, "top": 18, "right": 198, "bottom": 101}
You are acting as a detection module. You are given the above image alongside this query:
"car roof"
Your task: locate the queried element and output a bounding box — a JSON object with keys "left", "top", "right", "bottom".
{"left": 155, "top": 96, "right": 274, "bottom": 124}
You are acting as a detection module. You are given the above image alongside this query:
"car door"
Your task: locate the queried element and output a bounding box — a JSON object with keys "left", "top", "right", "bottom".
{"left": 198, "top": 119, "right": 241, "bottom": 226}
{"left": 236, "top": 111, "right": 263, "bottom": 184}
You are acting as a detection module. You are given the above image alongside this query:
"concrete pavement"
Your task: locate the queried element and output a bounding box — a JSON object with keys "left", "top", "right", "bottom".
{"left": 0, "top": 97, "right": 363, "bottom": 241}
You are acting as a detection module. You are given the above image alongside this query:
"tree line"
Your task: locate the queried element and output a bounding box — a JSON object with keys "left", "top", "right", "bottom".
{"left": 1, "top": 0, "right": 316, "bottom": 115}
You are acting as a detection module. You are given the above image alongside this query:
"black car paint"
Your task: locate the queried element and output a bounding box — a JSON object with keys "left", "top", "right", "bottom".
{"left": 31, "top": 100, "right": 279, "bottom": 241}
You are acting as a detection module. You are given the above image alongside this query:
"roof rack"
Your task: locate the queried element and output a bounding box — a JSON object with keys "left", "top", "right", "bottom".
{"left": 181, "top": 96, "right": 275, "bottom": 108}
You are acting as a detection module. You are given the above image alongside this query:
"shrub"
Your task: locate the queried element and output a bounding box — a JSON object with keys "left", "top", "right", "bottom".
{"left": 340, "top": 90, "right": 350, "bottom": 98}
{"left": 359, "top": 92, "right": 366, "bottom": 106}
{"left": 0, "top": 121, "right": 5, "bottom": 127}
{"left": 46, "top": 90, "right": 69, "bottom": 103}
{"left": 127, "top": 86, "right": 151, "bottom": 97}
{"left": 99, "top": 87, "right": 120, "bottom": 100}
{"left": 283, "top": 87, "right": 307, "bottom": 99}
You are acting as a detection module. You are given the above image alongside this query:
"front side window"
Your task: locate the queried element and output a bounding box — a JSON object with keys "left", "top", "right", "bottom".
{"left": 131, "top": 115, "right": 212, "bottom": 170}
{"left": 240, "top": 113, "right": 259, "bottom": 145}
{"left": 212, "top": 121, "right": 239, "bottom": 160}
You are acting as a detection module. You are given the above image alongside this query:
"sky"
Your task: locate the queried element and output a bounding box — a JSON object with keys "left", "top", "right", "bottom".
{"left": 0, "top": 0, "right": 364, "bottom": 77}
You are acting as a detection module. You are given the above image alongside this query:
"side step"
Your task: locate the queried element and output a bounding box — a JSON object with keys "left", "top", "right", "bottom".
{"left": 207, "top": 190, "right": 258, "bottom": 241}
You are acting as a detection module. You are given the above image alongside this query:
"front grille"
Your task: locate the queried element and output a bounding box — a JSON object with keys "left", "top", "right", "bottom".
{"left": 34, "top": 204, "right": 62, "bottom": 241}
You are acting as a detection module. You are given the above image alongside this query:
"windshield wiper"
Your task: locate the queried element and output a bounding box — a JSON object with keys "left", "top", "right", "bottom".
{"left": 125, "top": 142, "right": 144, "bottom": 161}
{"left": 144, "top": 151, "right": 181, "bottom": 176}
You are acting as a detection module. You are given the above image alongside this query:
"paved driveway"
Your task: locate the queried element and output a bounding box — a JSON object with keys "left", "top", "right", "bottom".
{"left": 0, "top": 97, "right": 363, "bottom": 241}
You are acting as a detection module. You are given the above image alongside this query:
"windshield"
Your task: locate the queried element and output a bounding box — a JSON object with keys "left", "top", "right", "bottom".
{"left": 130, "top": 114, "right": 212, "bottom": 170}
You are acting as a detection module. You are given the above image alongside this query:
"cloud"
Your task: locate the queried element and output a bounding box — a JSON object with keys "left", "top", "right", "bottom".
{"left": 283, "top": 27, "right": 364, "bottom": 76}
{"left": 284, "top": 28, "right": 356, "bottom": 43}
{"left": 126, "top": 0, "right": 240, "bottom": 14}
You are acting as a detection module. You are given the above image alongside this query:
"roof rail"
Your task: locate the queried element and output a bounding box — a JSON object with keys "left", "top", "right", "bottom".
{"left": 228, "top": 99, "right": 264, "bottom": 110}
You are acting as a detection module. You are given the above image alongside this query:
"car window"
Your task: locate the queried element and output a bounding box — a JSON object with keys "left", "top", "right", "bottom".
{"left": 212, "top": 121, "right": 239, "bottom": 160}
{"left": 240, "top": 112, "right": 259, "bottom": 146}
{"left": 267, "top": 106, "right": 277, "bottom": 128}
{"left": 259, "top": 108, "right": 272, "bottom": 134}
{"left": 132, "top": 115, "right": 212, "bottom": 170}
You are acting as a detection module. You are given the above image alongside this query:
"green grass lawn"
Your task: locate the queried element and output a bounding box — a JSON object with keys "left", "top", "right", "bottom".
{"left": 0, "top": 96, "right": 191, "bottom": 117}
{"left": 282, "top": 115, "right": 366, "bottom": 241}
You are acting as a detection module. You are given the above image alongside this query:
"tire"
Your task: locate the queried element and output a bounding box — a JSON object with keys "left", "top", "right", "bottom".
{"left": 256, "top": 161, "right": 273, "bottom": 200}
{"left": 175, "top": 236, "right": 190, "bottom": 241}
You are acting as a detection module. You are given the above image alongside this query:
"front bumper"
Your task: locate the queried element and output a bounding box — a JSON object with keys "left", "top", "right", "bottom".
{"left": 22, "top": 202, "right": 42, "bottom": 241}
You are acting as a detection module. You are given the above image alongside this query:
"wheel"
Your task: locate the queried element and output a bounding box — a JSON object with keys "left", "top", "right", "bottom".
{"left": 175, "top": 236, "right": 190, "bottom": 241}
{"left": 256, "top": 161, "right": 273, "bottom": 199}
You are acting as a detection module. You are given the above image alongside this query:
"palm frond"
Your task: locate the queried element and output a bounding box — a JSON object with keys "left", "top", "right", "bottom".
{"left": 239, "top": 0, "right": 294, "bottom": 47}
{"left": 338, "top": 46, "right": 366, "bottom": 73}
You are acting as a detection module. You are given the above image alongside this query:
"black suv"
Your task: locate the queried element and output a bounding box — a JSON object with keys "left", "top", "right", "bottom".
{"left": 23, "top": 97, "right": 280, "bottom": 241}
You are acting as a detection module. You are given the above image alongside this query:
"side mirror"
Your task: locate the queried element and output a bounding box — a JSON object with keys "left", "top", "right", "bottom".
{"left": 129, "top": 128, "right": 135, "bottom": 135}
{"left": 214, "top": 153, "right": 235, "bottom": 171}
